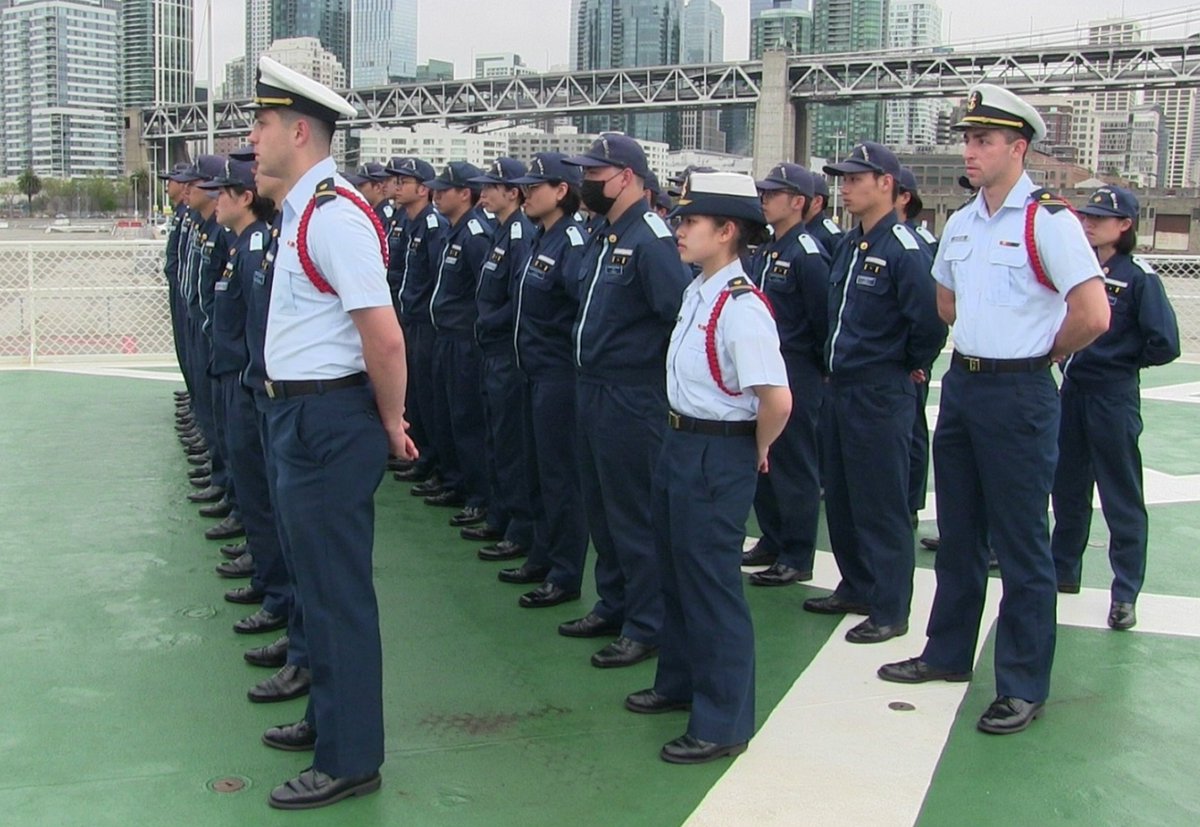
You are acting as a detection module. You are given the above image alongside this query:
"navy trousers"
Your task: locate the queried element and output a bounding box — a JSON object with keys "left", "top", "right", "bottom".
{"left": 219, "top": 373, "right": 289, "bottom": 616}
{"left": 184, "top": 317, "right": 227, "bottom": 489}
{"left": 923, "top": 366, "right": 1060, "bottom": 703}
{"left": 575, "top": 380, "right": 666, "bottom": 644}
{"left": 1051, "top": 381, "right": 1147, "bottom": 603}
{"left": 265, "top": 385, "right": 387, "bottom": 778}
{"left": 908, "top": 374, "right": 932, "bottom": 516}
{"left": 522, "top": 372, "right": 588, "bottom": 590}
{"left": 652, "top": 429, "right": 758, "bottom": 746}
{"left": 254, "top": 391, "right": 305, "bottom": 669}
{"left": 402, "top": 319, "right": 438, "bottom": 472}
{"left": 431, "top": 335, "right": 488, "bottom": 508}
{"left": 753, "top": 355, "right": 823, "bottom": 571}
{"left": 823, "top": 375, "right": 917, "bottom": 626}
{"left": 167, "top": 276, "right": 190, "bottom": 394}
{"left": 481, "top": 348, "right": 534, "bottom": 547}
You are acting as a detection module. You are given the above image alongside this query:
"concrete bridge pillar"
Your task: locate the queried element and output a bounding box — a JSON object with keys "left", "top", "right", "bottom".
{"left": 752, "top": 50, "right": 796, "bottom": 178}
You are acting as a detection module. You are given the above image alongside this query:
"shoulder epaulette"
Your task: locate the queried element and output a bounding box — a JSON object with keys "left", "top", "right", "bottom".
{"left": 823, "top": 217, "right": 842, "bottom": 235}
{"left": 1132, "top": 255, "right": 1155, "bottom": 275}
{"left": 426, "top": 212, "right": 439, "bottom": 230}
{"left": 510, "top": 221, "right": 524, "bottom": 241}
{"left": 726, "top": 275, "right": 755, "bottom": 298}
{"left": 643, "top": 211, "right": 673, "bottom": 239}
{"left": 565, "top": 225, "right": 585, "bottom": 247}
{"left": 892, "top": 223, "right": 920, "bottom": 251}
{"left": 797, "top": 233, "right": 820, "bottom": 255}
{"left": 915, "top": 225, "right": 938, "bottom": 245}
{"left": 1030, "top": 188, "right": 1073, "bottom": 215}
{"left": 314, "top": 178, "right": 337, "bottom": 207}
{"left": 467, "top": 218, "right": 485, "bottom": 236}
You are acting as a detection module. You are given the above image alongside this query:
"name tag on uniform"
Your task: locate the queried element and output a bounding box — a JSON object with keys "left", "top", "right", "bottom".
{"left": 611, "top": 248, "right": 633, "bottom": 266}
{"left": 253, "top": 270, "right": 266, "bottom": 286}
{"left": 856, "top": 275, "right": 878, "bottom": 287}
{"left": 408, "top": 235, "right": 422, "bottom": 250}
{"left": 532, "top": 254, "right": 555, "bottom": 273}
{"left": 445, "top": 243, "right": 462, "bottom": 265}
{"left": 214, "top": 280, "right": 230, "bottom": 292}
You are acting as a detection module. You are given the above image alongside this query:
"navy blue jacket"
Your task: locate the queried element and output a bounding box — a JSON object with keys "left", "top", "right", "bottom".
{"left": 1064, "top": 253, "right": 1180, "bottom": 391}
{"left": 164, "top": 203, "right": 187, "bottom": 283}
{"left": 806, "top": 214, "right": 843, "bottom": 259}
{"left": 375, "top": 200, "right": 399, "bottom": 238}
{"left": 750, "top": 225, "right": 831, "bottom": 369}
{"left": 572, "top": 207, "right": 690, "bottom": 385}
{"left": 907, "top": 219, "right": 939, "bottom": 258}
{"left": 242, "top": 219, "right": 281, "bottom": 393}
{"left": 430, "top": 208, "right": 492, "bottom": 336}
{"left": 514, "top": 216, "right": 588, "bottom": 378}
{"left": 476, "top": 208, "right": 535, "bottom": 353}
{"left": 825, "top": 214, "right": 946, "bottom": 380}
{"left": 188, "top": 214, "right": 231, "bottom": 332}
{"left": 210, "top": 220, "right": 269, "bottom": 377}
{"left": 392, "top": 203, "right": 448, "bottom": 326}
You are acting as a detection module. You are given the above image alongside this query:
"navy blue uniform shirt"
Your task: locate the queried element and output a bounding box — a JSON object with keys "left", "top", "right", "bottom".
{"left": 750, "top": 225, "right": 831, "bottom": 369}
{"left": 572, "top": 208, "right": 690, "bottom": 385}
{"left": 430, "top": 209, "right": 492, "bottom": 334}
{"left": 392, "top": 203, "right": 448, "bottom": 323}
{"left": 514, "top": 216, "right": 588, "bottom": 377}
{"left": 907, "top": 219, "right": 939, "bottom": 257}
{"left": 196, "top": 214, "right": 232, "bottom": 334}
{"left": 1064, "top": 253, "right": 1180, "bottom": 389}
{"left": 806, "top": 214, "right": 843, "bottom": 258}
{"left": 825, "top": 214, "right": 946, "bottom": 378}
{"left": 476, "top": 208, "right": 536, "bottom": 352}
{"left": 164, "top": 203, "right": 187, "bottom": 283}
{"left": 210, "top": 220, "right": 270, "bottom": 377}
{"left": 242, "top": 219, "right": 281, "bottom": 393}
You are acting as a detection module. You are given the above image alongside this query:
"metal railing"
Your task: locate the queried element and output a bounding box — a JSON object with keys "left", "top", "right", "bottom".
{"left": 1, "top": 241, "right": 1199, "bottom": 365}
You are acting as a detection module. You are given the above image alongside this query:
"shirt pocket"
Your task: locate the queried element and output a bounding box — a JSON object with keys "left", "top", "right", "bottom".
{"left": 765, "top": 261, "right": 797, "bottom": 294}
{"left": 602, "top": 250, "right": 636, "bottom": 285}
{"left": 987, "top": 244, "right": 1031, "bottom": 307}
{"left": 273, "top": 265, "right": 301, "bottom": 315}
{"left": 850, "top": 266, "right": 892, "bottom": 325}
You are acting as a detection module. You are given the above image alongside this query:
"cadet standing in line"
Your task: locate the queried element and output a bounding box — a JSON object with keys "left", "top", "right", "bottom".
{"left": 624, "top": 172, "right": 790, "bottom": 765}
{"left": 248, "top": 55, "right": 415, "bottom": 808}
{"left": 501, "top": 153, "right": 591, "bottom": 605}
{"left": 808, "top": 142, "right": 946, "bottom": 644}
{"left": 741, "top": 163, "right": 830, "bottom": 586}
{"left": 1052, "top": 185, "right": 1180, "bottom": 630}
{"left": 559, "top": 135, "right": 691, "bottom": 668}
{"left": 879, "top": 85, "right": 1110, "bottom": 735}
{"left": 161, "top": 163, "right": 193, "bottom": 408}
{"left": 465, "top": 158, "right": 537, "bottom": 558}
{"left": 345, "top": 161, "right": 395, "bottom": 232}
{"left": 804, "top": 174, "right": 844, "bottom": 256}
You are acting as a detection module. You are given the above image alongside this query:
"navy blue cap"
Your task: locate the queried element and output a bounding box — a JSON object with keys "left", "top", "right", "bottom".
{"left": 344, "top": 161, "right": 389, "bottom": 186}
{"left": 755, "top": 162, "right": 814, "bottom": 198}
{"left": 644, "top": 169, "right": 663, "bottom": 196}
{"left": 160, "top": 162, "right": 192, "bottom": 181}
{"left": 182, "top": 154, "right": 226, "bottom": 184}
{"left": 1076, "top": 185, "right": 1139, "bottom": 220}
{"left": 424, "top": 161, "right": 484, "bottom": 192}
{"left": 563, "top": 134, "right": 650, "bottom": 180}
{"left": 668, "top": 165, "right": 716, "bottom": 197}
{"left": 896, "top": 168, "right": 920, "bottom": 194}
{"left": 824, "top": 142, "right": 901, "bottom": 178}
{"left": 811, "top": 174, "right": 831, "bottom": 199}
{"left": 386, "top": 156, "right": 436, "bottom": 182}
{"left": 469, "top": 157, "right": 528, "bottom": 186}
{"left": 199, "top": 158, "right": 257, "bottom": 191}
{"left": 670, "top": 172, "right": 767, "bottom": 227}
{"left": 653, "top": 190, "right": 673, "bottom": 212}
{"left": 509, "top": 152, "right": 581, "bottom": 187}
{"left": 229, "top": 146, "right": 256, "bottom": 162}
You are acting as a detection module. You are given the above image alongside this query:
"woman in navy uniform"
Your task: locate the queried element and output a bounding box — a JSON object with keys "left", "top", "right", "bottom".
{"left": 624, "top": 172, "right": 791, "bottom": 764}
{"left": 1052, "top": 186, "right": 1180, "bottom": 630}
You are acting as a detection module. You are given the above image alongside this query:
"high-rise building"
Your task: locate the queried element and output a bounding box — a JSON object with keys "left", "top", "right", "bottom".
{"left": 1088, "top": 18, "right": 1141, "bottom": 113}
{"left": 811, "top": 0, "right": 888, "bottom": 159}
{"left": 751, "top": 0, "right": 801, "bottom": 18}
{"left": 750, "top": 7, "right": 812, "bottom": 59}
{"left": 122, "top": 0, "right": 194, "bottom": 109}
{"left": 475, "top": 53, "right": 536, "bottom": 78}
{"left": 270, "top": 1, "right": 350, "bottom": 82}
{"left": 351, "top": 0, "right": 417, "bottom": 87}
{"left": 571, "top": 0, "right": 683, "bottom": 146}
{"left": 416, "top": 59, "right": 454, "bottom": 81}
{"left": 1144, "top": 88, "right": 1200, "bottom": 187}
{"left": 2, "top": 0, "right": 123, "bottom": 177}
{"left": 262, "top": 36, "right": 347, "bottom": 89}
{"left": 680, "top": 0, "right": 725, "bottom": 152}
{"left": 245, "top": 0, "right": 272, "bottom": 96}
{"left": 884, "top": 0, "right": 942, "bottom": 148}
{"left": 222, "top": 56, "right": 247, "bottom": 100}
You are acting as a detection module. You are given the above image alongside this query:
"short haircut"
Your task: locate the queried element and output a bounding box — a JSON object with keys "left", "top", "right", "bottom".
{"left": 279, "top": 109, "right": 334, "bottom": 151}
{"left": 1115, "top": 223, "right": 1138, "bottom": 255}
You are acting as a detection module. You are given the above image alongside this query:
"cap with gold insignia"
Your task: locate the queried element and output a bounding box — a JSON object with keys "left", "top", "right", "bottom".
{"left": 823, "top": 142, "right": 901, "bottom": 178}
{"left": 755, "top": 162, "right": 815, "bottom": 198}
{"left": 1076, "top": 185, "right": 1138, "bottom": 220}
{"left": 249, "top": 55, "right": 357, "bottom": 125}
{"left": 509, "top": 152, "right": 582, "bottom": 187}
{"left": 953, "top": 83, "right": 1046, "bottom": 143}
{"left": 386, "top": 156, "right": 436, "bottom": 182}
{"left": 669, "top": 172, "right": 767, "bottom": 227}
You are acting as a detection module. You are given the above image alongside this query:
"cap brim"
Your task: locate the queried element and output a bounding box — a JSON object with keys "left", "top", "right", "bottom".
{"left": 755, "top": 178, "right": 804, "bottom": 193}
{"left": 1075, "top": 204, "right": 1129, "bottom": 218}
{"left": 344, "top": 174, "right": 370, "bottom": 186}
{"left": 669, "top": 200, "right": 766, "bottom": 226}
{"left": 824, "top": 161, "right": 881, "bottom": 177}
{"left": 509, "top": 174, "right": 551, "bottom": 185}
{"left": 467, "top": 174, "right": 507, "bottom": 185}
{"left": 563, "top": 154, "right": 620, "bottom": 169}
{"left": 423, "top": 179, "right": 460, "bottom": 191}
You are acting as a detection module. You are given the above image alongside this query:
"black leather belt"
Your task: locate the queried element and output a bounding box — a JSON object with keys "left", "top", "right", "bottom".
{"left": 263, "top": 372, "right": 368, "bottom": 400}
{"left": 952, "top": 352, "right": 1051, "bottom": 374}
{"left": 668, "top": 410, "right": 756, "bottom": 437}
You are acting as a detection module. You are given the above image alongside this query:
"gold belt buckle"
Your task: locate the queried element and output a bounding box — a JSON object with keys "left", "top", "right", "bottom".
{"left": 264, "top": 379, "right": 277, "bottom": 399}
{"left": 668, "top": 411, "right": 681, "bottom": 429}
{"left": 966, "top": 357, "right": 981, "bottom": 373}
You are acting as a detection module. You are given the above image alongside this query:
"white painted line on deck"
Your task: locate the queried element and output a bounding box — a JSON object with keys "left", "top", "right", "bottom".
{"left": 30, "top": 365, "right": 183, "bottom": 383}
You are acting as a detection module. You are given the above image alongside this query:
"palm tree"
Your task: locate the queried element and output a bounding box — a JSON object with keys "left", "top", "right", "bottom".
{"left": 128, "top": 168, "right": 149, "bottom": 218}
{"left": 16, "top": 168, "right": 42, "bottom": 216}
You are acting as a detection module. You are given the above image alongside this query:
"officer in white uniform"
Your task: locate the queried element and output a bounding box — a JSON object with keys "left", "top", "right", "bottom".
{"left": 879, "top": 84, "right": 1110, "bottom": 735}
{"left": 248, "top": 55, "right": 416, "bottom": 809}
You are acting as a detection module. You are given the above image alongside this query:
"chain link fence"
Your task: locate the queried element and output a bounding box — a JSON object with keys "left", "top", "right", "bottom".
{"left": 1, "top": 242, "right": 1199, "bottom": 365}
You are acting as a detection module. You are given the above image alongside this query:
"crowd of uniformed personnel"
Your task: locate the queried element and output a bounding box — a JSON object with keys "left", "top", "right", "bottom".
{"left": 160, "top": 57, "right": 1180, "bottom": 810}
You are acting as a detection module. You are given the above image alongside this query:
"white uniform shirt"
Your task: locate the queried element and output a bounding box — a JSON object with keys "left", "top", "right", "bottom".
{"left": 666, "top": 260, "right": 789, "bottom": 421}
{"left": 933, "top": 173, "right": 1101, "bottom": 359}
{"left": 265, "top": 157, "right": 392, "bottom": 380}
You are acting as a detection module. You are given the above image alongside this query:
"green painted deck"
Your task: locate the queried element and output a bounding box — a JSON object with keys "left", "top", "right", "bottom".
{"left": 1, "top": 363, "right": 1197, "bottom": 826}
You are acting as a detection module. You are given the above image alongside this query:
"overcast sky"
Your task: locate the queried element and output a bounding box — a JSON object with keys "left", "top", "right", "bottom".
{"left": 197, "top": 0, "right": 1199, "bottom": 88}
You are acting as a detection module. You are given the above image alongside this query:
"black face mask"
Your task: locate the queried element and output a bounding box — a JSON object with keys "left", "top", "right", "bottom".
{"left": 580, "top": 173, "right": 621, "bottom": 216}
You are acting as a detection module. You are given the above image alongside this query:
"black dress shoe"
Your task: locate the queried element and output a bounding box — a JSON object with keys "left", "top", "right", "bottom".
{"left": 845, "top": 618, "right": 908, "bottom": 644}
{"left": 449, "top": 506, "right": 487, "bottom": 527}
{"left": 224, "top": 584, "right": 264, "bottom": 604}
{"left": 173, "top": 390, "right": 190, "bottom": 400}
{"left": 219, "top": 541, "right": 246, "bottom": 560}
{"left": 268, "top": 768, "right": 380, "bottom": 810}
{"left": 410, "top": 479, "right": 444, "bottom": 497}
{"left": 175, "top": 419, "right": 196, "bottom": 432}
{"left": 919, "top": 536, "right": 940, "bottom": 552}
{"left": 424, "top": 490, "right": 466, "bottom": 508}
{"left": 244, "top": 635, "right": 289, "bottom": 668}
{"left": 185, "top": 441, "right": 209, "bottom": 456}
{"left": 234, "top": 608, "right": 287, "bottom": 635}
{"left": 176, "top": 428, "right": 199, "bottom": 441}
{"left": 1108, "top": 601, "right": 1136, "bottom": 630}
{"left": 802, "top": 594, "right": 871, "bottom": 615}
{"left": 498, "top": 562, "right": 550, "bottom": 584}
{"left": 624, "top": 689, "right": 691, "bottom": 715}
{"left": 748, "top": 562, "right": 813, "bottom": 587}
{"left": 977, "top": 696, "right": 1044, "bottom": 734}
{"left": 186, "top": 452, "right": 210, "bottom": 466}
{"left": 188, "top": 464, "right": 211, "bottom": 479}
{"left": 660, "top": 734, "right": 747, "bottom": 765}
{"left": 189, "top": 475, "right": 212, "bottom": 488}
{"left": 216, "top": 551, "right": 255, "bottom": 579}
{"left": 187, "top": 485, "right": 225, "bottom": 503}
{"left": 519, "top": 582, "right": 580, "bottom": 608}
{"left": 1057, "top": 582, "right": 1081, "bottom": 594}
{"left": 877, "top": 656, "right": 972, "bottom": 684}
{"left": 740, "top": 542, "right": 778, "bottom": 567}
{"left": 479, "top": 540, "right": 526, "bottom": 561}
{"left": 394, "top": 466, "right": 430, "bottom": 482}
{"left": 262, "top": 719, "right": 316, "bottom": 751}
{"left": 248, "top": 664, "right": 312, "bottom": 703}
{"left": 198, "top": 499, "right": 233, "bottom": 518}
{"left": 460, "top": 524, "right": 504, "bottom": 541}
{"left": 558, "top": 612, "right": 622, "bottom": 638}
{"left": 205, "top": 515, "right": 246, "bottom": 541}
{"left": 386, "top": 456, "right": 412, "bottom": 473}
{"left": 592, "top": 636, "right": 658, "bottom": 668}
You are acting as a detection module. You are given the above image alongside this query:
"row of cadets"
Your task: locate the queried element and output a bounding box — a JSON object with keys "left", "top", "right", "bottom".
{"left": 501, "top": 153, "right": 592, "bottom": 605}
{"left": 741, "top": 163, "right": 831, "bottom": 586}
{"left": 345, "top": 161, "right": 397, "bottom": 233}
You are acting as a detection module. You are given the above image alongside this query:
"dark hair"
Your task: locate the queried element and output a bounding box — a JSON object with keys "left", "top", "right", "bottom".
{"left": 555, "top": 183, "right": 581, "bottom": 216}
{"left": 1115, "top": 223, "right": 1138, "bottom": 255}
{"left": 812, "top": 193, "right": 828, "bottom": 214}
{"left": 712, "top": 216, "right": 771, "bottom": 254}
{"left": 279, "top": 109, "right": 334, "bottom": 150}
{"left": 902, "top": 191, "right": 924, "bottom": 221}
{"left": 225, "top": 186, "right": 275, "bottom": 223}
{"left": 873, "top": 172, "right": 899, "bottom": 203}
